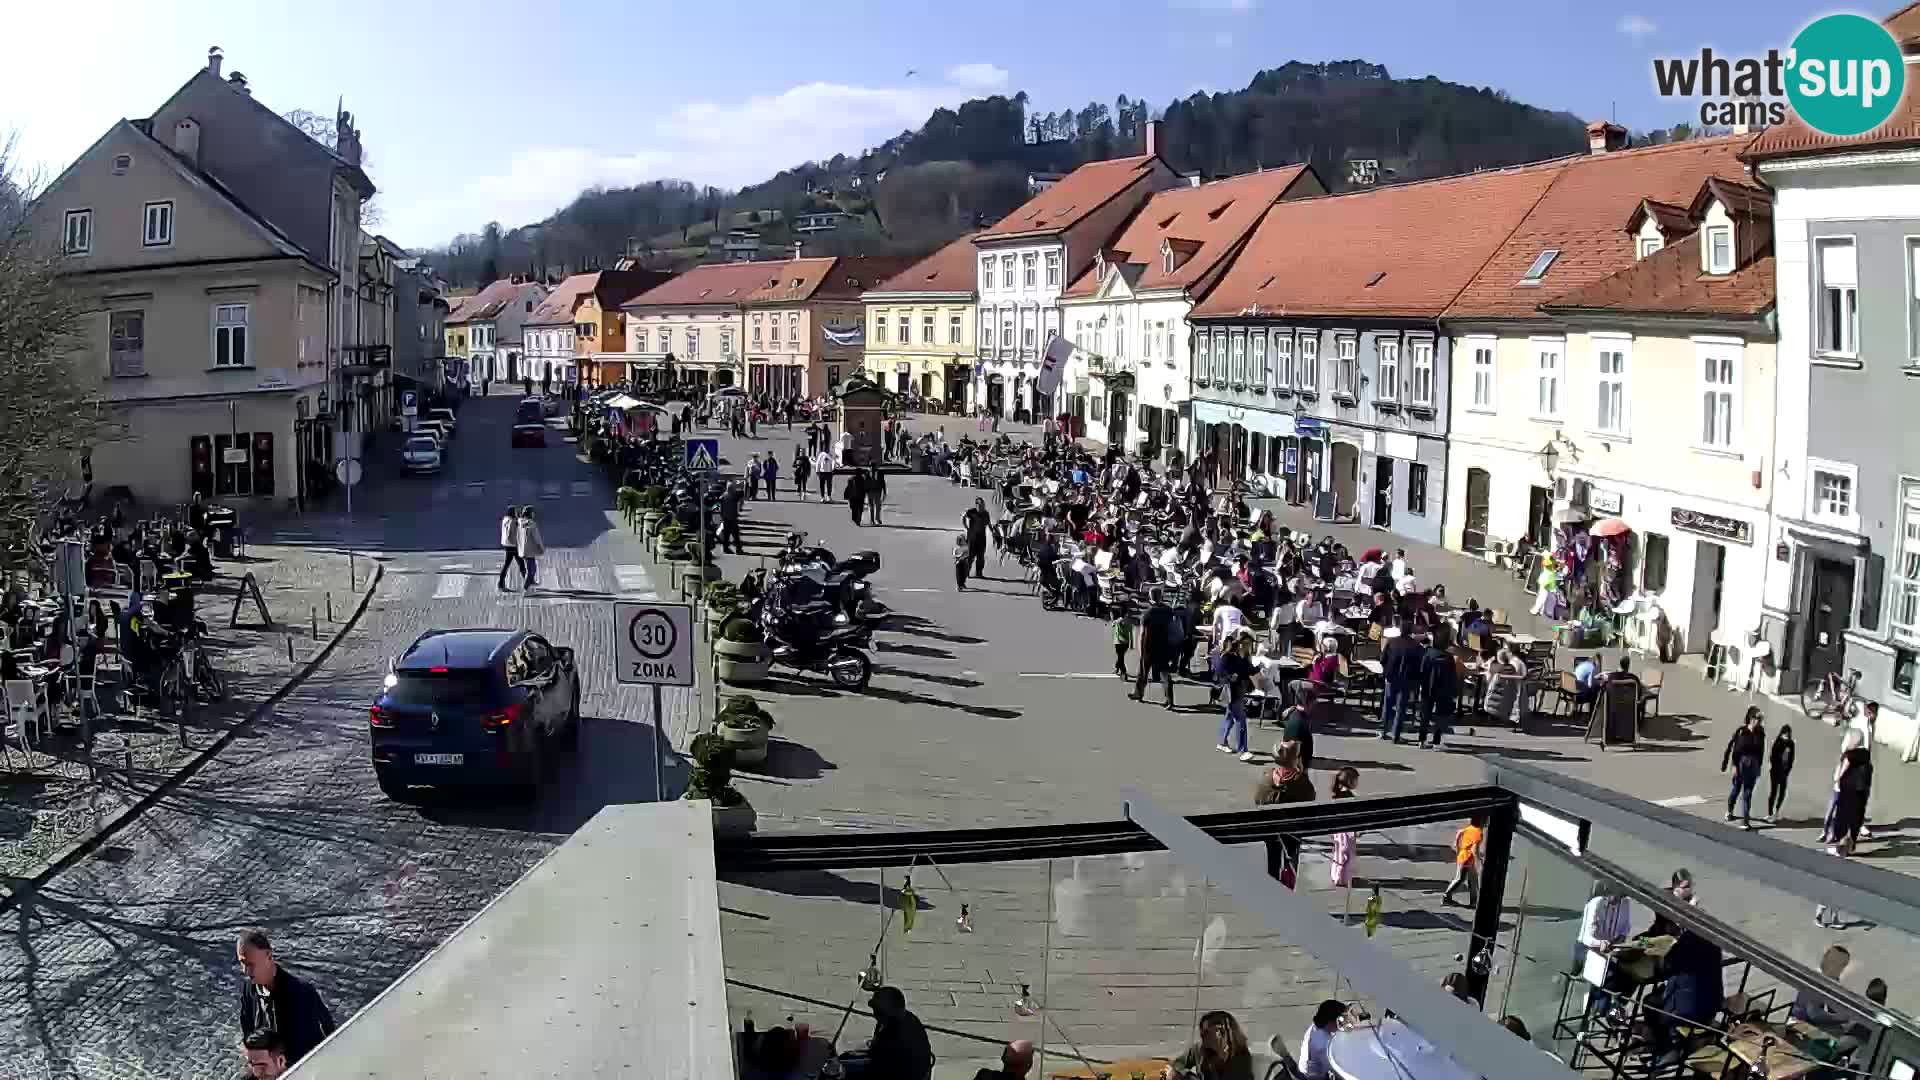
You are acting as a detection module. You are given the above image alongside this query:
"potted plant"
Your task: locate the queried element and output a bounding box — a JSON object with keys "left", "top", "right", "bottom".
{"left": 641, "top": 486, "right": 669, "bottom": 537}
{"left": 685, "top": 540, "right": 723, "bottom": 581}
{"left": 715, "top": 694, "right": 774, "bottom": 767}
{"left": 705, "top": 581, "right": 740, "bottom": 622}
{"left": 715, "top": 614, "right": 772, "bottom": 684}
{"left": 616, "top": 486, "right": 644, "bottom": 527}
{"left": 657, "top": 523, "right": 687, "bottom": 560}
{"left": 685, "top": 732, "right": 755, "bottom": 835}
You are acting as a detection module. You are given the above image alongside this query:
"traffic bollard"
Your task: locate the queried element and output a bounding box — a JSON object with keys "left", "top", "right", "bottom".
{"left": 287, "top": 635, "right": 295, "bottom": 663}
{"left": 326, "top": 593, "right": 334, "bottom": 622}
{"left": 311, "top": 607, "right": 318, "bottom": 640}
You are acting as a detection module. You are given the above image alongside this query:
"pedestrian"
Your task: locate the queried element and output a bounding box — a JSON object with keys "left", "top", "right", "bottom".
{"left": 1255, "top": 742, "right": 1315, "bottom": 888}
{"left": 746, "top": 453, "right": 763, "bottom": 500}
{"left": 236, "top": 928, "right": 336, "bottom": 1066}
{"left": 1110, "top": 608, "right": 1134, "bottom": 678}
{"left": 242, "top": 1030, "right": 290, "bottom": 1078}
{"left": 963, "top": 497, "right": 991, "bottom": 579}
{"left": 1419, "top": 633, "right": 1458, "bottom": 749}
{"left": 1828, "top": 727, "right": 1874, "bottom": 857}
{"left": 522, "top": 375, "right": 532, "bottom": 398}
{"left": 952, "top": 532, "right": 971, "bottom": 592}
{"left": 748, "top": 407, "right": 758, "bottom": 438}
{"left": 793, "top": 446, "right": 811, "bottom": 496}
{"left": 719, "top": 481, "right": 744, "bottom": 555}
{"left": 1281, "top": 686, "right": 1317, "bottom": 774}
{"left": 815, "top": 446, "right": 835, "bottom": 501}
{"left": 867, "top": 464, "right": 887, "bottom": 524}
{"left": 497, "top": 506, "right": 524, "bottom": 590}
{"left": 1132, "top": 588, "right": 1177, "bottom": 709}
{"left": 1722, "top": 706, "right": 1765, "bottom": 830}
{"left": 1214, "top": 634, "right": 1257, "bottom": 762}
{"left": 1440, "top": 814, "right": 1484, "bottom": 907}
{"left": 517, "top": 507, "right": 545, "bottom": 588}
{"left": 1851, "top": 701, "right": 1880, "bottom": 838}
{"left": 1379, "top": 618, "right": 1423, "bottom": 742}
{"left": 762, "top": 452, "right": 780, "bottom": 502}
{"left": 1767, "top": 723, "right": 1796, "bottom": 823}
{"left": 845, "top": 466, "right": 867, "bottom": 525}
{"left": 1328, "top": 766, "right": 1360, "bottom": 891}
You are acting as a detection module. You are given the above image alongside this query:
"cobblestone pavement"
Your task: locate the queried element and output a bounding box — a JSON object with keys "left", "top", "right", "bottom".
{"left": 0, "top": 542, "right": 369, "bottom": 884}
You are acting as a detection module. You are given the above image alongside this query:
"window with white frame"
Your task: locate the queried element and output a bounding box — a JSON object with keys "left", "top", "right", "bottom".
{"left": 1144, "top": 324, "right": 1155, "bottom": 360}
{"left": 1410, "top": 338, "right": 1434, "bottom": 406}
{"left": 1638, "top": 236, "right": 1663, "bottom": 259}
{"left": 1022, "top": 253, "right": 1036, "bottom": 287}
{"left": 1251, "top": 332, "right": 1267, "bottom": 389}
{"left": 1893, "top": 481, "right": 1920, "bottom": 644}
{"left": 1023, "top": 320, "right": 1036, "bottom": 349}
{"left": 659, "top": 328, "right": 672, "bottom": 353}
{"left": 1334, "top": 335, "right": 1357, "bottom": 396}
{"left": 1001, "top": 316, "right": 1013, "bottom": 348}
{"left": 1196, "top": 332, "right": 1213, "bottom": 383}
{"left": 875, "top": 314, "right": 888, "bottom": 344}
{"left": 1807, "top": 459, "right": 1858, "bottom": 531}
{"left": 921, "top": 313, "right": 934, "bottom": 344}
{"left": 63, "top": 209, "right": 91, "bottom": 254}
{"left": 687, "top": 327, "right": 700, "bottom": 355}
{"left": 109, "top": 310, "right": 145, "bottom": 377}
{"left": 1213, "top": 331, "right": 1230, "bottom": 383}
{"left": 1595, "top": 338, "right": 1629, "bottom": 435}
{"left": 787, "top": 312, "right": 799, "bottom": 343}
{"left": 949, "top": 311, "right": 962, "bottom": 344}
{"left": 1163, "top": 323, "right": 1174, "bottom": 362}
{"left": 1376, "top": 338, "right": 1400, "bottom": 402}
{"left": 752, "top": 319, "right": 762, "bottom": 346}
{"left": 1273, "top": 332, "right": 1292, "bottom": 389}
{"left": 1000, "top": 255, "right": 1015, "bottom": 288}
{"left": 212, "top": 303, "right": 250, "bottom": 367}
{"left": 1297, "top": 334, "right": 1318, "bottom": 392}
{"left": 1115, "top": 313, "right": 1128, "bottom": 361}
{"left": 1816, "top": 238, "right": 1858, "bottom": 357}
{"left": 720, "top": 329, "right": 733, "bottom": 356}
{"left": 1534, "top": 340, "right": 1562, "bottom": 419}
{"left": 1470, "top": 342, "right": 1494, "bottom": 409}
{"left": 1229, "top": 332, "right": 1246, "bottom": 384}
{"left": 142, "top": 201, "right": 174, "bottom": 247}
{"left": 1045, "top": 251, "right": 1060, "bottom": 287}
{"left": 1706, "top": 226, "right": 1732, "bottom": 274}
{"left": 1698, "top": 343, "right": 1739, "bottom": 450}
{"left": 980, "top": 257, "right": 994, "bottom": 290}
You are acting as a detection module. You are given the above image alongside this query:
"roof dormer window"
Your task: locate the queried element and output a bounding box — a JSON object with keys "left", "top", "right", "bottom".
{"left": 1163, "top": 245, "right": 1175, "bottom": 276}
{"left": 1637, "top": 236, "right": 1663, "bottom": 260}
{"left": 1705, "top": 225, "right": 1733, "bottom": 275}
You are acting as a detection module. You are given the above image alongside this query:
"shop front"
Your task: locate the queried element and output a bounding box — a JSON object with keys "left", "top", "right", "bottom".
{"left": 943, "top": 362, "right": 970, "bottom": 412}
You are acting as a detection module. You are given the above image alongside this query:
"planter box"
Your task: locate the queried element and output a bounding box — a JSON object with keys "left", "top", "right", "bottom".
{"left": 718, "top": 721, "right": 770, "bottom": 766}
{"left": 715, "top": 638, "right": 772, "bottom": 685}
{"left": 710, "top": 800, "right": 757, "bottom": 836}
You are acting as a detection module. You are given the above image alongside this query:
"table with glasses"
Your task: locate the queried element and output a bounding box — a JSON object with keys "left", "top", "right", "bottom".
{"left": 1327, "top": 1019, "right": 1476, "bottom": 1080}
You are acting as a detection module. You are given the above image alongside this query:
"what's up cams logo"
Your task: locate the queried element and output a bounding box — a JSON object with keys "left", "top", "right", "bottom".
{"left": 1653, "top": 13, "right": 1906, "bottom": 136}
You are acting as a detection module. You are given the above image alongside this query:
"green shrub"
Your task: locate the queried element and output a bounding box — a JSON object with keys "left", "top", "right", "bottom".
{"left": 718, "top": 694, "right": 773, "bottom": 730}
{"left": 641, "top": 486, "right": 669, "bottom": 511}
{"left": 685, "top": 732, "right": 745, "bottom": 807}
{"left": 720, "top": 615, "right": 764, "bottom": 644}
{"left": 659, "top": 523, "right": 685, "bottom": 546}
{"left": 616, "top": 487, "right": 644, "bottom": 515}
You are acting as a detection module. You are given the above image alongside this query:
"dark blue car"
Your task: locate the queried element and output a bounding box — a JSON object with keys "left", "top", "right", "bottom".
{"left": 370, "top": 628, "right": 581, "bottom": 797}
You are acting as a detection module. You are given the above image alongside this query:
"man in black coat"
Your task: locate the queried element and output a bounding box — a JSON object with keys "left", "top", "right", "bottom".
{"left": 237, "top": 929, "right": 335, "bottom": 1066}
{"left": 1131, "top": 589, "right": 1177, "bottom": 709}
{"left": 962, "top": 498, "right": 991, "bottom": 578}
{"left": 718, "top": 481, "right": 745, "bottom": 554}
{"left": 1379, "top": 619, "right": 1425, "bottom": 743}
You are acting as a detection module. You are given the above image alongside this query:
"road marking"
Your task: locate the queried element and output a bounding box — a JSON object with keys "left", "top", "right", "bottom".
{"left": 438, "top": 563, "right": 474, "bottom": 571}
{"left": 1018, "top": 672, "right": 1123, "bottom": 679}
{"left": 541, "top": 482, "right": 562, "bottom": 500}
{"left": 568, "top": 566, "right": 601, "bottom": 592}
{"left": 614, "top": 564, "right": 653, "bottom": 595}
{"left": 570, "top": 481, "right": 593, "bottom": 497}
{"left": 892, "top": 588, "right": 942, "bottom": 593}
{"left": 431, "top": 574, "right": 469, "bottom": 600}
{"left": 1654, "top": 795, "right": 1710, "bottom": 808}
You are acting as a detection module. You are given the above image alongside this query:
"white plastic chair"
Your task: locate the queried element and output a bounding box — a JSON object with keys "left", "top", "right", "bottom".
{"left": 3, "top": 679, "right": 47, "bottom": 747}
{"left": 138, "top": 559, "right": 159, "bottom": 592}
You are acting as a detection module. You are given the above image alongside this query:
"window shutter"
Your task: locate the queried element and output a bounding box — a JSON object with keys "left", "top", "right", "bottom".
{"left": 1858, "top": 553, "right": 1886, "bottom": 632}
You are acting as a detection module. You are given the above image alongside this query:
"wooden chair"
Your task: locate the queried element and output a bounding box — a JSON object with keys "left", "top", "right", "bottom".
{"left": 1553, "top": 671, "right": 1593, "bottom": 726}
{"left": 1489, "top": 608, "right": 1511, "bottom": 632}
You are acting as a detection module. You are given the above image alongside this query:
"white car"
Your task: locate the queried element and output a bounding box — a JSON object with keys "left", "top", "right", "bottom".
{"left": 401, "top": 435, "right": 443, "bottom": 474}
{"left": 426, "top": 407, "right": 458, "bottom": 435}
{"left": 415, "top": 420, "right": 450, "bottom": 446}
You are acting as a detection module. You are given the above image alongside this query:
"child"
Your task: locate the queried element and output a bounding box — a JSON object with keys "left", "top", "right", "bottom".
{"left": 951, "top": 533, "right": 971, "bottom": 592}
{"left": 1110, "top": 610, "right": 1135, "bottom": 679}
{"left": 1766, "top": 723, "right": 1795, "bottom": 823}
{"left": 1441, "top": 814, "right": 1485, "bottom": 907}
{"left": 1329, "top": 767, "right": 1360, "bottom": 890}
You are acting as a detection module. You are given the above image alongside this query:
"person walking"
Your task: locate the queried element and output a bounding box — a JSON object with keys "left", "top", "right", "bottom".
{"left": 762, "top": 452, "right": 780, "bottom": 502}
{"left": 815, "top": 446, "right": 835, "bottom": 501}
{"left": 1419, "top": 633, "right": 1458, "bottom": 750}
{"left": 497, "top": 506, "right": 524, "bottom": 591}
{"left": 793, "top": 446, "right": 811, "bottom": 497}
{"left": 866, "top": 464, "right": 887, "bottom": 524}
{"left": 719, "top": 481, "right": 745, "bottom": 555}
{"left": 1214, "top": 634, "right": 1257, "bottom": 762}
{"left": 236, "top": 928, "right": 336, "bottom": 1066}
{"left": 746, "top": 454, "right": 763, "bottom": 500}
{"left": 952, "top": 533, "right": 972, "bottom": 592}
{"left": 1440, "top": 814, "right": 1485, "bottom": 907}
{"left": 1722, "top": 706, "right": 1765, "bottom": 830}
{"left": 1829, "top": 728, "right": 1874, "bottom": 856}
{"left": 845, "top": 466, "right": 867, "bottom": 526}
{"left": 1379, "top": 619, "right": 1423, "bottom": 742}
{"left": 1132, "top": 588, "right": 1177, "bottom": 709}
{"left": 1766, "top": 723, "right": 1796, "bottom": 823}
{"left": 1110, "top": 609, "right": 1134, "bottom": 678}
{"left": 517, "top": 507, "right": 546, "bottom": 588}
{"left": 962, "top": 497, "right": 991, "bottom": 579}
{"left": 1328, "top": 766, "right": 1361, "bottom": 893}
{"left": 1255, "top": 743, "right": 1315, "bottom": 888}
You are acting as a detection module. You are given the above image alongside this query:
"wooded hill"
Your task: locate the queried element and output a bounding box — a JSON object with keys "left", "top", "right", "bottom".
{"left": 422, "top": 60, "right": 1594, "bottom": 288}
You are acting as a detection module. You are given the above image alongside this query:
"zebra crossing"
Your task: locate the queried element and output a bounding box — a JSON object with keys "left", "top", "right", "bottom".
{"left": 428, "top": 478, "right": 604, "bottom": 503}
{"left": 414, "top": 561, "right": 659, "bottom": 605}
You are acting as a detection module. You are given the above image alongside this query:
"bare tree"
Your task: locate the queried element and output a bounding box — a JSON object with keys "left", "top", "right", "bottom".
{"left": 0, "top": 135, "right": 121, "bottom": 540}
{"left": 283, "top": 108, "right": 383, "bottom": 227}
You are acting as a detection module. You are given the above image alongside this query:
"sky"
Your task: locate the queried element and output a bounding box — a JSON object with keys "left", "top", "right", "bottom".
{"left": 1, "top": 0, "right": 1848, "bottom": 251}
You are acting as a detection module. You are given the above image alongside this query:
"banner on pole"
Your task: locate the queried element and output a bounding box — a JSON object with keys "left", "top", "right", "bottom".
{"left": 1035, "top": 334, "right": 1074, "bottom": 398}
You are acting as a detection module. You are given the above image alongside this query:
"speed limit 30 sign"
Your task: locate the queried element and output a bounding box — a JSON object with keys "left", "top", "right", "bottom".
{"left": 614, "top": 601, "right": 694, "bottom": 686}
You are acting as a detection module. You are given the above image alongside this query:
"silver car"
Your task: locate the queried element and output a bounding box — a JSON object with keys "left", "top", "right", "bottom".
{"left": 400, "top": 435, "right": 443, "bottom": 474}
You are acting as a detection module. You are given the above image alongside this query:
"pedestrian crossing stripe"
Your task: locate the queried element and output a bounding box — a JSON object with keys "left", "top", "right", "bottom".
{"left": 540, "top": 483, "right": 562, "bottom": 500}
{"left": 567, "top": 566, "right": 601, "bottom": 592}
{"left": 570, "top": 481, "right": 592, "bottom": 497}
{"left": 613, "top": 565, "right": 653, "bottom": 595}
{"left": 432, "top": 574, "right": 469, "bottom": 599}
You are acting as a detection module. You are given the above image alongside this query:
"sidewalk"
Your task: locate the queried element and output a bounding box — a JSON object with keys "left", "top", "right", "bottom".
{"left": 0, "top": 541, "right": 374, "bottom": 885}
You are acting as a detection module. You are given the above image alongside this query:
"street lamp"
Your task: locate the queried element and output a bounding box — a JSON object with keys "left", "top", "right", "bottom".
{"left": 1537, "top": 439, "right": 1560, "bottom": 477}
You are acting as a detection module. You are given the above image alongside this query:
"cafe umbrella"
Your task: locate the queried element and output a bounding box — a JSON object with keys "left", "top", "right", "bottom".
{"left": 1590, "top": 517, "right": 1632, "bottom": 539}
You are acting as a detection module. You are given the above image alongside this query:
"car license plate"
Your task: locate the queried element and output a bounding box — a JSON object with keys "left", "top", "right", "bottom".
{"left": 414, "top": 753, "right": 463, "bottom": 765}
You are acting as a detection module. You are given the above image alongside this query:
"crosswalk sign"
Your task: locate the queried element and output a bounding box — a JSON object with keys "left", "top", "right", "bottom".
{"left": 684, "top": 439, "right": 720, "bottom": 473}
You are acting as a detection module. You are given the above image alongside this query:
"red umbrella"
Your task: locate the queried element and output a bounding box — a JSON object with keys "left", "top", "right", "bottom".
{"left": 1590, "top": 517, "right": 1631, "bottom": 538}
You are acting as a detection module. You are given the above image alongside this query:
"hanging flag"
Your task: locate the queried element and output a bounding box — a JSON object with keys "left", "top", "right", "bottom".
{"left": 900, "top": 880, "right": 918, "bottom": 933}
{"left": 1034, "top": 334, "right": 1074, "bottom": 398}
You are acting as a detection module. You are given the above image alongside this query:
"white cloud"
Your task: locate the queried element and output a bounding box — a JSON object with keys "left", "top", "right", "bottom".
{"left": 945, "top": 63, "right": 1010, "bottom": 90}
{"left": 1616, "top": 14, "right": 1658, "bottom": 40}
{"left": 389, "top": 75, "right": 999, "bottom": 246}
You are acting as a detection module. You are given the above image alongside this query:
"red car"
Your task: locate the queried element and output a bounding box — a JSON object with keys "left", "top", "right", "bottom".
{"left": 511, "top": 423, "right": 547, "bottom": 448}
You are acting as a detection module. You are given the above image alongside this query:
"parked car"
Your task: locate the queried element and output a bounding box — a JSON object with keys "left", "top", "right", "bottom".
{"left": 400, "top": 435, "right": 443, "bottom": 474}
{"left": 415, "top": 420, "right": 450, "bottom": 447}
{"left": 426, "top": 406, "right": 458, "bottom": 434}
{"left": 515, "top": 397, "right": 546, "bottom": 425}
{"left": 369, "top": 628, "right": 581, "bottom": 797}
{"left": 511, "top": 423, "right": 547, "bottom": 448}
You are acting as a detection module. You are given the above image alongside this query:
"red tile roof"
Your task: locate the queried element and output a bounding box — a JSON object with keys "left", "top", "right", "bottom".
{"left": 445, "top": 278, "right": 539, "bottom": 324}
{"left": 1191, "top": 163, "right": 1564, "bottom": 319}
{"left": 1062, "top": 165, "right": 1315, "bottom": 299}
{"left": 809, "top": 256, "right": 924, "bottom": 300}
{"left": 525, "top": 273, "right": 600, "bottom": 326}
{"left": 975, "top": 154, "right": 1162, "bottom": 240}
{"left": 1628, "top": 199, "right": 1695, "bottom": 239}
{"left": 622, "top": 259, "right": 800, "bottom": 309}
{"left": 1538, "top": 231, "right": 1774, "bottom": 318}
{"left": 622, "top": 256, "right": 922, "bottom": 309}
{"left": 1445, "top": 136, "right": 1754, "bottom": 319}
{"left": 1891, "top": 0, "right": 1920, "bottom": 45}
{"left": 868, "top": 233, "right": 984, "bottom": 295}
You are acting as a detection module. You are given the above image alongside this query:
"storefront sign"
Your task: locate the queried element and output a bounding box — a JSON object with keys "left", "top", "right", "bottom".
{"left": 1671, "top": 507, "right": 1752, "bottom": 544}
{"left": 256, "top": 370, "right": 290, "bottom": 391}
{"left": 1589, "top": 488, "right": 1623, "bottom": 515}
{"left": 221, "top": 448, "right": 250, "bottom": 465}
{"left": 1285, "top": 447, "right": 1299, "bottom": 475}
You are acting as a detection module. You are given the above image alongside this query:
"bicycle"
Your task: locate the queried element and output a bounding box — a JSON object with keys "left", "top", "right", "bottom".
{"left": 1800, "top": 667, "right": 1862, "bottom": 723}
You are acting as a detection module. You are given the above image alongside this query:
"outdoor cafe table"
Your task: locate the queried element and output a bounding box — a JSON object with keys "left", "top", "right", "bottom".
{"left": 1328, "top": 1018, "right": 1475, "bottom": 1080}
{"left": 1710, "top": 1019, "right": 1830, "bottom": 1080}
{"left": 1048, "top": 1056, "right": 1169, "bottom": 1079}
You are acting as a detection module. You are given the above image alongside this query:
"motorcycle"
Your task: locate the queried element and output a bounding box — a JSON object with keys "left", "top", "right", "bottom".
{"left": 756, "top": 592, "right": 874, "bottom": 690}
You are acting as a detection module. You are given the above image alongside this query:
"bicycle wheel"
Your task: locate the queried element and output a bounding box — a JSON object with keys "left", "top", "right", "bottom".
{"left": 1800, "top": 677, "right": 1830, "bottom": 721}
{"left": 194, "top": 648, "right": 226, "bottom": 702}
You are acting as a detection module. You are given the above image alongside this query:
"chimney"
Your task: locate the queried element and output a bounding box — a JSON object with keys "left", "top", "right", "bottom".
{"left": 1586, "top": 120, "right": 1628, "bottom": 155}
{"left": 1145, "top": 119, "right": 1161, "bottom": 158}
{"left": 792, "top": 242, "right": 803, "bottom": 261}
{"left": 173, "top": 117, "right": 201, "bottom": 165}
{"left": 228, "top": 70, "right": 250, "bottom": 95}
{"left": 206, "top": 46, "right": 223, "bottom": 79}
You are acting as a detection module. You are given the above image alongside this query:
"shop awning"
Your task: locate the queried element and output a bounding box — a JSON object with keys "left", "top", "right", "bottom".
{"left": 1189, "top": 400, "right": 1297, "bottom": 439}
{"left": 604, "top": 394, "right": 643, "bottom": 409}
